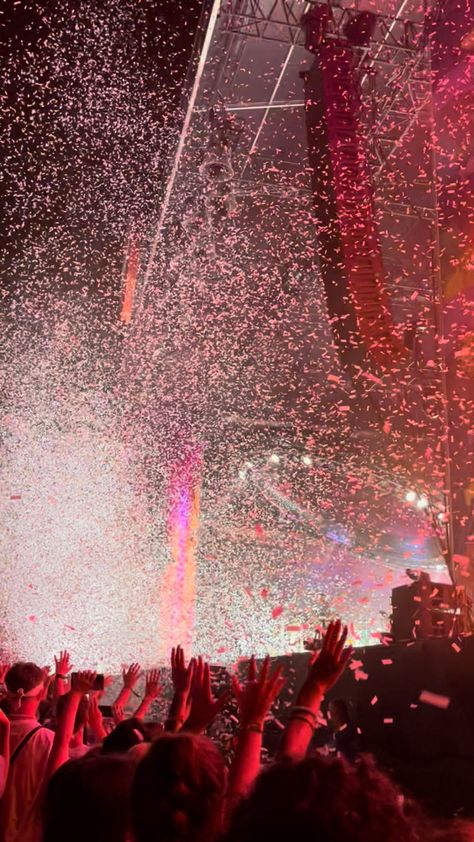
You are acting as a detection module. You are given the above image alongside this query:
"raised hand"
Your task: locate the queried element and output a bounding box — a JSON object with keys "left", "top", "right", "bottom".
{"left": 54, "top": 650, "right": 72, "bottom": 677}
{"left": 166, "top": 648, "right": 195, "bottom": 732}
{"left": 232, "top": 656, "right": 285, "bottom": 728}
{"left": 299, "top": 619, "right": 352, "bottom": 708}
{"left": 171, "top": 646, "right": 193, "bottom": 693}
{"left": 185, "top": 657, "right": 231, "bottom": 734}
{"left": 112, "top": 703, "right": 125, "bottom": 725}
{"left": 71, "top": 671, "right": 97, "bottom": 695}
{"left": 87, "top": 694, "right": 106, "bottom": 741}
{"left": 122, "top": 663, "right": 141, "bottom": 689}
{"left": 0, "top": 664, "right": 9, "bottom": 685}
{"left": 144, "top": 669, "right": 161, "bottom": 700}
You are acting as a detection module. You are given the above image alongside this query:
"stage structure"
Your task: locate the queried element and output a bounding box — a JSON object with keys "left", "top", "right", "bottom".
{"left": 122, "top": 0, "right": 463, "bottom": 656}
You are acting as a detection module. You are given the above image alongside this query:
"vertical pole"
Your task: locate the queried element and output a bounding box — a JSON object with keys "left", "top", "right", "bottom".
{"left": 425, "top": 38, "right": 456, "bottom": 583}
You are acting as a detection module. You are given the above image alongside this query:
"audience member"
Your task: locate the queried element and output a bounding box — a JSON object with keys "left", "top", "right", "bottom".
{"left": 222, "top": 753, "right": 420, "bottom": 842}
{"left": 0, "top": 662, "right": 52, "bottom": 842}
{"left": 327, "top": 698, "right": 362, "bottom": 762}
{"left": 0, "top": 620, "right": 469, "bottom": 842}
{"left": 132, "top": 733, "right": 226, "bottom": 842}
{"left": 42, "top": 753, "right": 137, "bottom": 842}
{"left": 0, "top": 664, "right": 96, "bottom": 842}
{"left": 101, "top": 717, "right": 148, "bottom": 755}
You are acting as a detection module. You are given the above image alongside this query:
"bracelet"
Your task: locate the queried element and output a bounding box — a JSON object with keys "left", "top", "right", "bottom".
{"left": 289, "top": 714, "right": 315, "bottom": 732}
{"left": 55, "top": 674, "right": 68, "bottom": 681}
{"left": 292, "top": 706, "right": 317, "bottom": 721}
{"left": 240, "top": 722, "right": 263, "bottom": 734}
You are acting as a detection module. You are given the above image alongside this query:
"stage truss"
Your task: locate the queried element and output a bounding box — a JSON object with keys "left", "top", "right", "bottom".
{"left": 140, "top": 0, "right": 443, "bottom": 342}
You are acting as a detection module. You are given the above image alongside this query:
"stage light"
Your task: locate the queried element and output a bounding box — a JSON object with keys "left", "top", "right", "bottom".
{"left": 416, "top": 496, "right": 429, "bottom": 510}
{"left": 405, "top": 491, "right": 417, "bottom": 503}
{"left": 302, "top": 455, "right": 312, "bottom": 466}
{"left": 269, "top": 454, "right": 280, "bottom": 465}
{"left": 460, "top": 28, "right": 474, "bottom": 52}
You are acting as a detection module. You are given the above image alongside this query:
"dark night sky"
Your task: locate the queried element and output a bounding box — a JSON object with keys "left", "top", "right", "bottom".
{"left": 0, "top": 0, "right": 202, "bottom": 303}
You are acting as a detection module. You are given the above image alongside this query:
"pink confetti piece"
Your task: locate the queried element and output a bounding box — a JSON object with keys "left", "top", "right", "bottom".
{"left": 419, "top": 691, "right": 450, "bottom": 710}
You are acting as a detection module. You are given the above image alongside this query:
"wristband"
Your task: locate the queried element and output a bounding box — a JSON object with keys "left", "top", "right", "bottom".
{"left": 289, "top": 714, "right": 315, "bottom": 731}
{"left": 55, "top": 674, "right": 68, "bottom": 681}
{"left": 240, "top": 722, "right": 263, "bottom": 733}
{"left": 292, "top": 706, "right": 317, "bottom": 721}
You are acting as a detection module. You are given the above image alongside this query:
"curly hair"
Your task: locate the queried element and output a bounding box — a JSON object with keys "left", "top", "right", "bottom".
{"left": 132, "top": 733, "right": 226, "bottom": 842}
{"left": 222, "top": 754, "right": 421, "bottom": 842}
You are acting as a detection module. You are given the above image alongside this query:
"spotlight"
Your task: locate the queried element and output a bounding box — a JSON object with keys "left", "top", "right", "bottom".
{"left": 269, "top": 454, "right": 280, "bottom": 465}
{"left": 302, "top": 455, "right": 313, "bottom": 466}
{"left": 416, "top": 496, "right": 429, "bottom": 510}
{"left": 405, "top": 491, "right": 417, "bottom": 503}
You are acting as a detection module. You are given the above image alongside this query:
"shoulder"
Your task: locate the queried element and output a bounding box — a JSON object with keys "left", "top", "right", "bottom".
{"left": 31, "top": 725, "right": 55, "bottom": 749}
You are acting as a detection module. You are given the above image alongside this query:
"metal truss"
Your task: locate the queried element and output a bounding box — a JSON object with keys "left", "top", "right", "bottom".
{"left": 221, "top": 0, "right": 425, "bottom": 54}
{"left": 215, "top": 0, "right": 437, "bottom": 205}
{"left": 233, "top": 180, "right": 437, "bottom": 221}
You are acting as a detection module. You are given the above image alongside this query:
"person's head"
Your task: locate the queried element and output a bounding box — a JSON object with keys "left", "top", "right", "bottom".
{"left": 101, "top": 717, "right": 148, "bottom": 755}
{"left": 5, "top": 662, "right": 47, "bottom": 715}
{"left": 328, "top": 698, "right": 350, "bottom": 730}
{"left": 223, "top": 754, "right": 420, "bottom": 842}
{"left": 132, "top": 733, "right": 226, "bottom": 842}
{"left": 43, "top": 753, "right": 137, "bottom": 842}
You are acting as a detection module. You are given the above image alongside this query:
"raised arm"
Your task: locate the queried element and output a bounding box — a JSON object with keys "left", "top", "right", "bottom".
{"left": 113, "top": 663, "right": 141, "bottom": 710}
{"left": 52, "top": 650, "right": 73, "bottom": 699}
{"left": 87, "top": 694, "right": 107, "bottom": 743}
{"left": 45, "top": 670, "right": 97, "bottom": 780}
{"left": 279, "top": 619, "right": 352, "bottom": 762}
{"left": 134, "top": 669, "right": 162, "bottom": 720}
{"left": 226, "top": 655, "right": 285, "bottom": 816}
{"left": 184, "top": 657, "right": 230, "bottom": 734}
{"left": 165, "top": 646, "right": 194, "bottom": 733}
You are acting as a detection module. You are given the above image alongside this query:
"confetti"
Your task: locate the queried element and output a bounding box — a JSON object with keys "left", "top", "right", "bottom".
{"left": 419, "top": 691, "right": 450, "bottom": 710}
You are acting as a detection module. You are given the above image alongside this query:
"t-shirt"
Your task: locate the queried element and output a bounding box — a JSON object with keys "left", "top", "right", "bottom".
{"left": 0, "top": 716, "right": 54, "bottom": 842}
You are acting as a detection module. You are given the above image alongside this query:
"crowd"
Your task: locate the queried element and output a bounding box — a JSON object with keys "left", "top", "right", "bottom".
{"left": 0, "top": 620, "right": 471, "bottom": 842}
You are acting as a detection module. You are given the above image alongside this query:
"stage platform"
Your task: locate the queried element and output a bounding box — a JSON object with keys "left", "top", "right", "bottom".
{"left": 262, "top": 635, "right": 474, "bottom": 816}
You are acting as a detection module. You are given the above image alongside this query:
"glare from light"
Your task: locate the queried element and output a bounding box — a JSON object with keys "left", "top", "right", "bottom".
{"left": 416, "top": 496, "right": 429, "bottom": 510}
{"left": 302, "top": 455, "right": 312, "bottom": 466}
{"left": 405, "top": 490, "right": 417, "bottom": 503}
{"left": 238, "top": 469, "right": 247, "bottom": 480}
{"left": 269, "top": 454, "right": 280, "bottom": 465}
